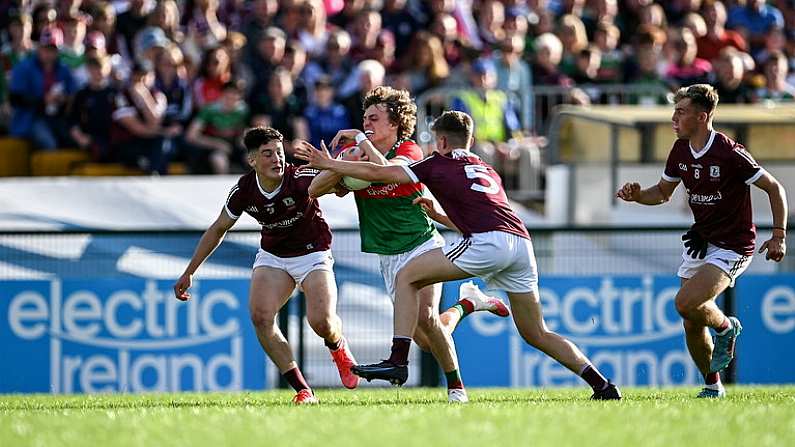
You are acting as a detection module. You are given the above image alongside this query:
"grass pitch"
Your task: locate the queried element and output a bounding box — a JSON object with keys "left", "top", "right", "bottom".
{"left": 2, "top": 387, "right": 794, "bottom": 447}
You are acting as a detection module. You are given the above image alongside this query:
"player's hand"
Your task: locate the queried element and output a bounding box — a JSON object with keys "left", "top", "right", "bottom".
{"left": 682, "top": 230, "right": 708, "bottom": 259}
{"left": 174, "top": 273, "right": 193, "bottom": 301}
{"left": 294, "top": 140, "right": 333, "bottom": 169}
{"left": 759, "top": 236, "right": 786, "bottom": 262}
{"left": 412, "top": 197, "right": 442, "bottom": 220}
{"left": 329, "top": 129, "right": 364, "bottom": 152}
{"left": 616, "top": 182, "right": 642, "bottom": 202}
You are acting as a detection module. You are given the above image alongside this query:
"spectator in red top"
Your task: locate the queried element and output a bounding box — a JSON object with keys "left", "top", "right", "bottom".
{"left": 193, "top": 46, "right": 232, "bottom": 108}
{"left": 697, "top": 1, "right": 747, "bottom": 62}
{"left": 666, "top": 27, "right": 713, "bottom": 87}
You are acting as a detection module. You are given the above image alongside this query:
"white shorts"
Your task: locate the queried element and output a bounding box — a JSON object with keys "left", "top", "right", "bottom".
{"left": 379, "top": 232, "right": 446, "bottom": 299}
{"left": 253, "top": 249, "right": 334, "bottom": 286}
{"left": 444, "top": 231, "right": 539, "bottom": 294}
{"left": 677, "top": 243, "right": 752, "bottom": 287}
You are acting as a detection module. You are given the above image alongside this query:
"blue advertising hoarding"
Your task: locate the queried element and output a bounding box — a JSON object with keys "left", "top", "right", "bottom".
{"left": 2, "top": 274, "right": 793, "bottom": 393}
{"left": 1, "top": 279, "right": 266, "bottom": 393}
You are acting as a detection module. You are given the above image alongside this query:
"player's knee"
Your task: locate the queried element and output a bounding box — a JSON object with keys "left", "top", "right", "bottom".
{"left": 250, "top": 307, "right": 277, "bottom": 329}
{"left": 307, "top": 316, "right": 334, "bottom": 338}
{"left": 675, "top": 293, "right": 697, "bottom": 318}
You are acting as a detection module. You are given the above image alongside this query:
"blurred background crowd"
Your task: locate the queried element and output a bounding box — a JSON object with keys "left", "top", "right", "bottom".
{"left": 1, "top": 0, "right": 795, "bottom": 178}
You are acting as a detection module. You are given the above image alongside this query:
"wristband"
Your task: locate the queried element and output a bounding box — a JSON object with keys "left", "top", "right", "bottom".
{"left": 773, "top": 226, "right": 787, "bottom": 232}
{"left": 354, "top": 132, "right": 368, "bottom": 145}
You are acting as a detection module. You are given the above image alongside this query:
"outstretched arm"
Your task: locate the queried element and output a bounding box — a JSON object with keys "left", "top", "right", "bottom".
{"left": 294, "top": 140, "right": 413, "bottom": 185}
{"left": 616, "top": 179, "right": 679, "bottom": 205}
{"left": 413, "top": 197, "right": 461, "bottom": 233}
{"left": 174, "top": 209, "right": 236, "bottom": 300}
{"left": 754, "top": 171, "right": 788, "bottom": 262}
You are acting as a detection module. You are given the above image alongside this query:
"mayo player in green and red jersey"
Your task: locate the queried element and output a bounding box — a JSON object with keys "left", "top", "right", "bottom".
{"left": 309, "top": 86, "right": 509, "bottom": 403}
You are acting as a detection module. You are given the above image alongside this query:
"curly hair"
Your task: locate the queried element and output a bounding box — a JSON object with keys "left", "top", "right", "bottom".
{"left": 362, "top": 86, "right": 417, "bottom": 140}
{"left": 243, "top": 126, "right": 283, "bottom": 152}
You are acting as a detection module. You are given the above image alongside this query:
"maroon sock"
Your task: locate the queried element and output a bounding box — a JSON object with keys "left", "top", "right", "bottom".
{"left": 283, "top": 367, "right": 310, "bottom": 392}
{"left": 445, "top": 369, "right": 464, "bottom": 389}
{"left": 705, "top": 371, "right": 720, "bottom": 385}
{"left": 580, "top": 364, "right": 609, "bottom": 391}
{"left": 715, "top": 317, "right": 730, "bottom": 332}
{"left": 387, "top": 337, "right": 411, "bottom": 366}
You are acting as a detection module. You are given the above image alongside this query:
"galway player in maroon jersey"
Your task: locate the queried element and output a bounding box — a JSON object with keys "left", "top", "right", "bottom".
{"left": 295, "top": 111, "right": 621, "bottom": 400}
{"left": 173, "top": 127, "right": 359, "bottom": 405}
{"left": 617, "top": 84, "right": 788, "bottom": 398}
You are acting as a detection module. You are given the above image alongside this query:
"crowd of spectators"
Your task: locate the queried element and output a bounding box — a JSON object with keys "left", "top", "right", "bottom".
{"left": 1, "top": 0, "right": 795, "bottom": 175}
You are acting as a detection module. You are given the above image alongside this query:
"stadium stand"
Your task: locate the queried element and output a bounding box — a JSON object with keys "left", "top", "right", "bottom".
{"left": 1, "top": 0, "right": 795, "bottom": 192}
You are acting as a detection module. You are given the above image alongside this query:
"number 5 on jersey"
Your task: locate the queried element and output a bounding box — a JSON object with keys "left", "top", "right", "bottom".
{"left": 465, "top": 164, "right": 499, "bottom": 194}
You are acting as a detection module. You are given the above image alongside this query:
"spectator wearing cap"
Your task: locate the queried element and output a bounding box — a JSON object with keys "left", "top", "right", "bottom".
{"left": 303, "top": 76, "right": 351, "bottom": 149}
{"left": 193, "top": 46, "right": 232, "bottom": 109}
{"left": 697, "top": 1, "right": 747, "bottom": 62}
{"left": 9, "top": 26, "right": 77, "bottom": 150}
{"left": 186, "top": 80, "right": 249, "bottom": 174}
{"left": 110, "top": 61, "right": 177, "bottom": 175}
{"left": 133, "top": 26, "right": 170, "bottom": 68}
{"left": 59, "top": 11, "right": 90, "bottom": 70}
{"left": 69, "top": 55, "right": 117, "bottom": 161}
{"left": 727, "top": 0, "right": 784, "bottom": 51}
{"left": 72, "top": 31, "right": 107, "bottom": 87}
{"left": 115, "top": 0, "right": 153, "bottom": 64}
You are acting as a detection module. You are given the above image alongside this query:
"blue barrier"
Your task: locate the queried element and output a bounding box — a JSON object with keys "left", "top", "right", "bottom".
{"left": 2, "top": 273, "right": 793, "bottom": 393}
{"left": 1, "top": 279, "right": 266, "bottom": 393}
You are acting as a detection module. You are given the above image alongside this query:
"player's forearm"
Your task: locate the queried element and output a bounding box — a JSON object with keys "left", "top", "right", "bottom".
{"left": 309, "top": 170, "right": 343, "bottom": 198}
{"left": 184, "top": 225, "right": 227, "bottom": 275}
{"left": 637, "top": 185, "right": 670, "bottom": 205}
{"left": 767, "top": 182, "right": 788, "bottom": 232}
{"left": 326, "top": 159, "right": 391, "bottom": 182}
{"left": 358, "top": 140, "right": 388, "bottom": 166}
{"left": 431, "top": 214, "right": 460, "bottom": 233}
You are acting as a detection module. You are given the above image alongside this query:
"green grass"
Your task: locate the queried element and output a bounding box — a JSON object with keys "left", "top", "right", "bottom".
{"left": 2, "top": 387, "right": 794, "bottom": 447}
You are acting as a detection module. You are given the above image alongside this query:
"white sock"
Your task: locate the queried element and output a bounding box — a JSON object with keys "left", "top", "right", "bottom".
{"left": 704, "top": 381, "right": 723, "bottom": 391}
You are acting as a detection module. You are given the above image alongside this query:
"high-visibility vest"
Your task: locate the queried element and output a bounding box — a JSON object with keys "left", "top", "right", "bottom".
{"left": 457, "top": 90, "right": 507, "bottom": 142}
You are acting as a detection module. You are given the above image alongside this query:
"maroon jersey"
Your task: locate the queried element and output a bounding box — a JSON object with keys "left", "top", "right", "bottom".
{"left": 402, "top": 150, "right": 530, "bottom": 239}
{"left": 225, "top": 166, "right": 332, "bottom": 257}
{"left": 663, "top": 131, "right": 763, "bottom": 255}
